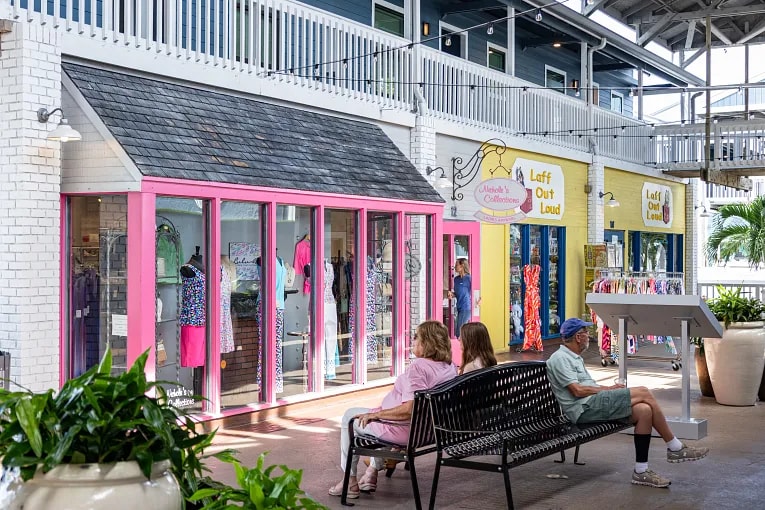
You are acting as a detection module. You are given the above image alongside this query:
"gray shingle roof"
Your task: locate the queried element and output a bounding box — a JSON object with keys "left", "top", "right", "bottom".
{"left": 63, "top": 63, "right": 444, "bottom": 203}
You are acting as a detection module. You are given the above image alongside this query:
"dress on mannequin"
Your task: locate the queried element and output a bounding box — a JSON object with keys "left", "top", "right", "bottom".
{"left": 220, "top": 257, "right": 236, "bottom": 354}
{"left": 255, "top": 257, "right": 287, "bottom": 393}
{"left": 324, "top": 260, "right": 337, "bottom": 380}
{"left": 293, "top": 237, "right": 311, "bottom": 295}
{"left": 180, "top": 262, "right": 206, "bottom": 367}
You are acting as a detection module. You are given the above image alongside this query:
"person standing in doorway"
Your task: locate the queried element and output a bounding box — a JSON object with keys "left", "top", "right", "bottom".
{"left": 448, "top": 258, "right": 475, "bottom": 338}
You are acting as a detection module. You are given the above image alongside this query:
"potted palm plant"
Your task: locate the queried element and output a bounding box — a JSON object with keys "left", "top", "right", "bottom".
{"left": 706, "top": 197, "right": 765, "bottom": 402}
{"left": 703, "top": 286, "right": 765, "bottom": 406}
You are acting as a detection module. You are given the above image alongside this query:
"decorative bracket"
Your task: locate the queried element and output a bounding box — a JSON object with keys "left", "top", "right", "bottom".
{"left": 451, "top": 138, "right": 511, "bottom": 201}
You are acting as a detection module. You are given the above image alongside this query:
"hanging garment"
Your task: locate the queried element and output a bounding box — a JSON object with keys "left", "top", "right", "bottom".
{"left": 348, "top": 266, "right": 380, "bottom": 363}
{"left": 156, "top": 229, "right": 181, "bottom": 284}
{"left": 220, "top": 266, "right": 234, "bottom": 354}
{"left": 180, "top": 264, "right": 206, "bottom": 326}
{"left": 522, "top": 264, "right": 543, "bottom": 352}
{"left": 255, "top": 301, "right": 285, "bottom": 393}
{"left": 325, "top": 302, "right": 338, "bottom": 380}
{"left": 293, "top": 239, "right": 312, "bottom": 295}
{"left": 180, "top": 325, "right": 205, "bottom": 367}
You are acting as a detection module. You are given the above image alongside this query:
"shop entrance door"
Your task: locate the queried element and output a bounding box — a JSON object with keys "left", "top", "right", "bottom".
{"left": 442, "top": 221, "right": 481, "bottom": 363}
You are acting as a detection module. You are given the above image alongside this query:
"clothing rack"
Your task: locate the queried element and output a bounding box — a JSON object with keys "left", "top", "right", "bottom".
{"left": 590, "top": 270, "right": 685, "bottom": 371}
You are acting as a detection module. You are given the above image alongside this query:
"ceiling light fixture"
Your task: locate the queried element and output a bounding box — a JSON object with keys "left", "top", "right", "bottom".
{"left": 535, "top": 9, "right": 543, "bottom": 22}
{"left": 37, "top": 107, "right": 82, "bottom": 142}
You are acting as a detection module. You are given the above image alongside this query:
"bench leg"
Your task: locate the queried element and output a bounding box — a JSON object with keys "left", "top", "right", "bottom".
{"left": 554, "top": 448, "right": 566, "bottom": 463}
{"left": 341, "top": 447, "right": 355, "bottom": 507}
{"left": 502, "top": 465, "right": 514, "bottom": 510}
{"left": 408, "top": 459, "right": 423, "bottom": 510}
{"left": 574, "top": 445, "right": 586, "bottom": 465}
{"left": 428, "top": 454, "right": 442, "bottom": 510}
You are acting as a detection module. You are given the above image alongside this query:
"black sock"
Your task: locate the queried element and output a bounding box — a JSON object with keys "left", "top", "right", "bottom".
{"left": 634, "top": 434, "right": 651, "bottom": 463}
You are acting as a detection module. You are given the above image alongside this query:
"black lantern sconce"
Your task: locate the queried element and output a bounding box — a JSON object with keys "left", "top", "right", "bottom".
{"left": 451, "top": 138, "right": 511, "bottom": 202}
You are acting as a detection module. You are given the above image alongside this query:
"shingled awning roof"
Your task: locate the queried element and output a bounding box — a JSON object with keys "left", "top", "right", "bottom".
{"left": 63, "top": 63, "right": 444, "bottom": 204}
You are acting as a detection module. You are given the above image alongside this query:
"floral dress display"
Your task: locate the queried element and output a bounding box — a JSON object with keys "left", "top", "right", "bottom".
{"left": 521, "top": 264, "right": 542, "bottom": 352}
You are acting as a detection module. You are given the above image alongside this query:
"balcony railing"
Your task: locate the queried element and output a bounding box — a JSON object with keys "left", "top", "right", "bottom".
{"left": 697, "top": 282, "right": 765, "bottom": 302}
{"left": 654, "top": 120, "right": 765, "bottom": 172}
{"left": 12, "top": 0, "right": 652, "bottom": 164}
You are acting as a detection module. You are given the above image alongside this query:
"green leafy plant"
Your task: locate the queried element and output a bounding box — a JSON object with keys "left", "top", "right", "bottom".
{"left": 705, "top": 196, "right": 765, "bottom": 268}
{"left": 189, "top": 453, "right": 327, "bottom": 510}
{"left": 0, "top": 349, "right": 234, "bottom": 508}
{"left": 705, "top": 285, "right": 765, "bottom": 328}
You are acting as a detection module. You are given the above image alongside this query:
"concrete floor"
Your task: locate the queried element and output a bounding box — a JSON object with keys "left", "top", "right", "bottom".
{"left": 207, "top": 345, "right": 765, "bottom": 510}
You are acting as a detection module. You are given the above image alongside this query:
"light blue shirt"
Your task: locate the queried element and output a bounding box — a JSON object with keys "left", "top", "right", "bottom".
{"left": 546, "top": 345, "right": 598, "bottom": 423}
{"left": 255, "top": 257, "right": 286, "bottom": 310}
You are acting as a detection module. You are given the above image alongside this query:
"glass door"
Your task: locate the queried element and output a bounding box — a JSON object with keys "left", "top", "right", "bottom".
{"left": 442, "top": 221, "right": 481, "bottom": 364}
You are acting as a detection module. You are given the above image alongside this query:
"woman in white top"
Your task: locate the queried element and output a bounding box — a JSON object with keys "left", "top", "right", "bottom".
{"left": 459, "top": 322, "right": 498, "bottom": 375}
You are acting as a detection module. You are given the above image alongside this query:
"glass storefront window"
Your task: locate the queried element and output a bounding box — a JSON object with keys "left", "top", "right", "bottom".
{"left": 404, "top": 215, "right": 430, "bottom": 365}
{"left": 155, "top": 197, "right": 209, "bottom": 411}
{"left": 323, "top": 209, "right": 357, "bottom": 387}
{"left": 279, "top": 205, "right": 313, "bottom": 397}
{"left": 509, "top": 225, "right": 523, "bottom": 345}
{"left": 640, "top": 233, "right": 669, "bottom": 272}
{"left": 547, "top": 229, "right": 560, "bottom": 335}
{"left": 367, "top": 212, "right": 394, "bottom": 381}
{"left": 219, "top": 201, "right": 264, "bottom": 409}
{"left": 67, "top": 195, "right": 128, "bottom": 377}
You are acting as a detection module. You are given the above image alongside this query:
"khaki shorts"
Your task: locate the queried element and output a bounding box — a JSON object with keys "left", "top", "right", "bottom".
{"left": 577, "top": 388, "right": 632, "bottom": 424}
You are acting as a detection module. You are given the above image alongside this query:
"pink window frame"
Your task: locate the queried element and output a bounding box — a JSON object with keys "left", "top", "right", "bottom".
{"left": 61, "top": 178, "right": 443, "bottom": 418}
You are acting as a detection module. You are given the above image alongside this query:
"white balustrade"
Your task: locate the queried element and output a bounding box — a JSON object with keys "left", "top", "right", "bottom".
{"left": 12, "top": 0, "right": 667, "bottom": 166}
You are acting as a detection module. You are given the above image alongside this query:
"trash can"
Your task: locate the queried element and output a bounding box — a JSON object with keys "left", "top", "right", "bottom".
{"left": 0, "top": 351, "right": 9, "bottom": 390}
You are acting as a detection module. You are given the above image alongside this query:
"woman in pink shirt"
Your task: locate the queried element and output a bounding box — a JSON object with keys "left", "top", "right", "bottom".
{"left": 328, "top": 320, "right": 457, "bottom": 499}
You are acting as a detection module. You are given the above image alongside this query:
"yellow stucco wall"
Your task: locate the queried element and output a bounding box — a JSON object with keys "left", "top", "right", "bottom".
{"left": 604, "top": 169, "right": 686, "bottom": 234}
{"left": 479, "top": 148, "right": 588, "bottom": 353}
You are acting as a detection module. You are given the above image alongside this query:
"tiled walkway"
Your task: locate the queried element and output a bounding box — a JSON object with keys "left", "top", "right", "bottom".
{"left": 208, "top": 344, "right": 765, "bottom": 509}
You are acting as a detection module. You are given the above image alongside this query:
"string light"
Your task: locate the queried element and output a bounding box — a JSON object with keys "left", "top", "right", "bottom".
{"left": 487, "top": 23, "right": 494, "bottom": 35}
{"left": 535, "top": 9, "right": 543, "bottom": 22}
{"left": 444, "top": 36, "right": 452, "bottom": 47}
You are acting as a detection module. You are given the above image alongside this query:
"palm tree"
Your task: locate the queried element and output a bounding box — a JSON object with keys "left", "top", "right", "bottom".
{"left": 705, "top": 196, "right": 765, "bottom": 268}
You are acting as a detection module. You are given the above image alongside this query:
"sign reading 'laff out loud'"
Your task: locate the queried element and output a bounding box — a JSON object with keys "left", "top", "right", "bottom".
{"left": 642, "top": 182, "right": 673, "bottom": 228}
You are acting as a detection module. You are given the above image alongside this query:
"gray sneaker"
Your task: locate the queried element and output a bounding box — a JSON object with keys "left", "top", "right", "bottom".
{"left": 667, "top": 443, "right": 709, "bottom": 463}
{"left": 632, "top": 470, "right": 671, "bottom": 488}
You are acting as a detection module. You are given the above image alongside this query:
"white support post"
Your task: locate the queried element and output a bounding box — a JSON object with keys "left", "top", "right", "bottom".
{"left": 506, "top": 6, "right": 515, "bottom": 76}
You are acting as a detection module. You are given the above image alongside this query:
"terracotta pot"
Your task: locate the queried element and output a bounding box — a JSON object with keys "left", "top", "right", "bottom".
{"left": 5, "top": 460, "right": 181, "bottom": 510}
{"left": 695, "top": 348, "right": 715, "bottom": 398}
{"left": 705, "top": 321, "right": 765, "bottom": 406}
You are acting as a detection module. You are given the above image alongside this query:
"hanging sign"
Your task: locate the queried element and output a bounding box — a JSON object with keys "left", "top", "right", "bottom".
{"left": 473, "top": 178, "right": 528, "bottom": 224}
{"left": 642, "top": 182, "right": 673, "bottom": 228}
{"left": 513, "top": 158, "right": 565, "bottom": 220}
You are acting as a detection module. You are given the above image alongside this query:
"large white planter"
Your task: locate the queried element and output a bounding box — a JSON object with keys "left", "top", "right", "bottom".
{"left": 705, "top": 321, "right": 765, "bottom": 406}
{"left": 5, "top": 460, "right": 182, "bottom": 510}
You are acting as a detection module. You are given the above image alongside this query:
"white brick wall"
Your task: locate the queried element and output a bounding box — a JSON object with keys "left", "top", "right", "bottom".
{"left": 410, "top": 115, "right": 437, "bottom": 178}
{"left": 587, "top": 159, "right": 605, "bottom": 244}
{"left": 0, "top": 21, "right": 62, "bottom": 392}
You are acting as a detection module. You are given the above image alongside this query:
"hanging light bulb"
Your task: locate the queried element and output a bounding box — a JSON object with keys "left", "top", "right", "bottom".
{"left": 444, "top": 35, "right": 452, "bottom": 47}
{"left": 342, "top": 59, "right": 348, "bottom": 69}
{"left": 487, "top": 23, "right": 494, "bottom": 35}
{"left": 373, "top": 51, "right": 379, "bottom": 62}
{"left": 535, "top": 9, "right": 543, "bottom": 22}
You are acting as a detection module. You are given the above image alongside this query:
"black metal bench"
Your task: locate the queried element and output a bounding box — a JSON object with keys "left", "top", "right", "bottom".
{"left": 425, "top": 361, "right": 631, "bottom": 510}
{"left": 339, "top": 390, "right": 438, "bottom": 509}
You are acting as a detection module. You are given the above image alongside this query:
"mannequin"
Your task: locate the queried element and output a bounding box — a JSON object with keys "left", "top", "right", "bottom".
{"left": 180, "top": 246, "right": 206, "bottom": 395}
{"left": 220, "top": 255, "right": 236, "bottom": 354}
{"left": 323, "top": 259, "right": 337, "bottom": 380}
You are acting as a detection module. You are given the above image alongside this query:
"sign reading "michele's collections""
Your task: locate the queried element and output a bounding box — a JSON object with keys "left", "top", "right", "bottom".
{"left": 641, "top": 182, "right": 673, "bottom": 228}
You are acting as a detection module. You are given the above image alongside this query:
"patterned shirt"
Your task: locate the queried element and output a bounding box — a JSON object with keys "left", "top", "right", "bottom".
{"left": 180, "top": 264, "right": 206, "bottom": 326}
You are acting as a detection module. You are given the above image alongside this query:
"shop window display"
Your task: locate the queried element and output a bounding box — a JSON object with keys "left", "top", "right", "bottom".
{"left": 323, "top": 209, "right": 357, "bottom": 387}
{"left": 404, "top": 215, "right": 430, "bottom": 366}
{"left": 364, "top": 212, "right": 395, "bottom": 381}
{"left": 155, "top": 197, "right": 209, "bottom": 411}
{"left": 508, "top": 224, "right": 565, "bottom": 348}
{"left": 219, "top": 201, "right": 264, "bottom": 409}
{"left": 67, "top": 195, "right": 128, "bottom": 378}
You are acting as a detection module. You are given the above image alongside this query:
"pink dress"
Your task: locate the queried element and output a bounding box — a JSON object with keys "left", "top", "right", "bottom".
{"left": 367, "top": 358, "right": 457, "bottom": 445}
{"left": 293, "top": 239, "right": 311, "bottom": 295}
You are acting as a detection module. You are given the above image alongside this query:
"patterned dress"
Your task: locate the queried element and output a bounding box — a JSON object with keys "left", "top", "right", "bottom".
{"left": 179, "top": 265, "right": 206, "bottom": 326}
{"left": 522, "top": 264, "right": 543, "bottom": 352}
{"left": 220, "top": 266, "right": 234, "bottom": 354}
{"left": 348, "top": 267, "right": 381, "bottom": 363}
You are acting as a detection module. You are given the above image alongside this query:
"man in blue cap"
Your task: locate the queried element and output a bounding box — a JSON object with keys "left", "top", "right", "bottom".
{"left": 546, "top": 317, "right": 709, "bottom": 488}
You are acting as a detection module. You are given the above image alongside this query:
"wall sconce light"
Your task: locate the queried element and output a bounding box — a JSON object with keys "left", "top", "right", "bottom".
{"left": 599, "top": 191, "right": 620, "bottom": 207}
{"left": 571, "top": 79, "right": 580, "bottom": 97}
{"left": 583, "top": 183, "right": 592, "bottom": 194}
{"left": 37, "top": 107, "right": 82, "bottom": 142}
{"left": 695, "top": 204, "right": 711, "bottom": 217}
{"left": 426, "top": 166, "right": 453, "bottom": 189}
{"left": 422, "top": 22, "right": 430, "bottom": 36}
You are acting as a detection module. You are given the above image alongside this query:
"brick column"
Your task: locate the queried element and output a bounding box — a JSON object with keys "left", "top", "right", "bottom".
{"left": 0, "top": 20, "right": 62, "bottom": 391}
{"left": 587, "top": 157, "right": 605, "bottom": 244}
{"left": 685, "top": 178, "right": 699, "bottom": 295}
{"left": 410, "top": 114, "right": 436, "bottom": 179}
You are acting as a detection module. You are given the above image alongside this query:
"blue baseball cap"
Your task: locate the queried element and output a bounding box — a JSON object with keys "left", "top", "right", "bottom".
{"left": 560, "top": 318, "right": 594, "bottom": 339}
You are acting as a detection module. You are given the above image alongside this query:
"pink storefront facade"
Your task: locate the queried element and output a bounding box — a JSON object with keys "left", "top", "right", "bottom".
{"left": 60, "top": 63, "right": 444, "bottom": 420}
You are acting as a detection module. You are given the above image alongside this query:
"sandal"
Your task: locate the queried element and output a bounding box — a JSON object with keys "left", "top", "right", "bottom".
{"left": 328, "top": 481, "right": 359, "bottom": 499}
{"left": 358, "top": 467, "right": 378, "bottom": 493}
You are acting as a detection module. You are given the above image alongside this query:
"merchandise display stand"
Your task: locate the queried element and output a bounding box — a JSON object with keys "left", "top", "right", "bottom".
{"left": 586, "top": 293, "right": 723, "bottom": 440}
